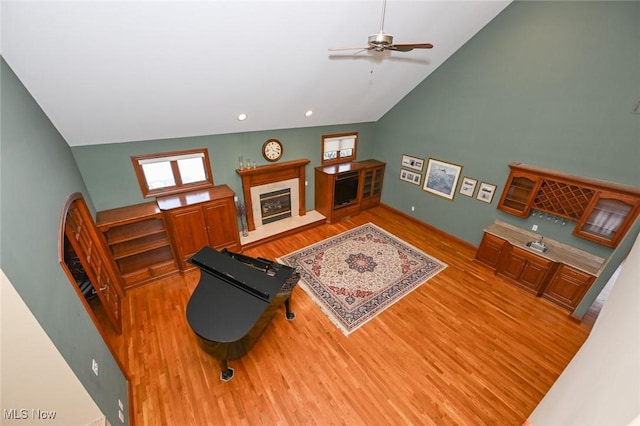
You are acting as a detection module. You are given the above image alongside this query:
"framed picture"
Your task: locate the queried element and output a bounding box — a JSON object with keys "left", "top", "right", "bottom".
{"left": 400, "top": 169, "right": 422, "bottom": 185}
{"left": 401, "top": 154, "right": 424, "bottom": 171}
{"left": 476, "top": 182, "right": 497, "bottom": 203}
{"left": 422, "top": 158, "right": 463, "bottom": 200}
{"left": 459, "top": 177, "right": 477, "bottom": 197}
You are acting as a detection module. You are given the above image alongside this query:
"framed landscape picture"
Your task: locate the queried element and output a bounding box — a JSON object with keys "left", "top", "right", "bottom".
{"left": 422, "top": 158, "right": 462, "bottom": 200}
{"left": 400, "top": 169, "right": 422, "bottom": 185}
{"left": 476, "top": 182, "right": 497, "bottom": 203}
{"left": 459, "top": 177, "right": 477, "bottom": 197}
{"left": 401, "top": 154, "right": 424, "bottom": 171}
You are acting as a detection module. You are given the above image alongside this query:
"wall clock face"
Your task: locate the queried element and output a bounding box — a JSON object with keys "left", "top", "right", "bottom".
{"left": 262, "top": 139, "right": 283, "bottom": 162}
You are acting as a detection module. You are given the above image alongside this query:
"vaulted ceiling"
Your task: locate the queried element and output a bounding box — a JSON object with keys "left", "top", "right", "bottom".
{"left": 1, "top": 1, "right": 511, "bottom": 146}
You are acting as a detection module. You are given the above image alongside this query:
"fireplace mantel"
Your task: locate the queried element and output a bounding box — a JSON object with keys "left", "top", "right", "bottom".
{"left": 236, "top": 159, "right": 310, "bottom": 231}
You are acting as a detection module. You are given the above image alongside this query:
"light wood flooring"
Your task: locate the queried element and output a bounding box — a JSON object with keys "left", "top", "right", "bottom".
{"left": 100, "top": 206, "right": 593, "bottom": 425}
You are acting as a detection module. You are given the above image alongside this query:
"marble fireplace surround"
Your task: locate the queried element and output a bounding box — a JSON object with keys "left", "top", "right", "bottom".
{"left": 236, "top": 159, "right": 310, "bottom": 232}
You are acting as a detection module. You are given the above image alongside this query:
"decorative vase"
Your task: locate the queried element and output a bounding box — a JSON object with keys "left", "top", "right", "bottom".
{"left": 240, "top": 215, "right": 249, "bottom": 237}
{"left": 235, "top": 200, "right": 249, "bottom": 237}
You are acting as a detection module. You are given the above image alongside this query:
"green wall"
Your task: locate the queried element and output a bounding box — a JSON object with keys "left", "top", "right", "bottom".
{"left": 72, "top": 124, "right": 376, "bottom": 212}
{"left": 373, "top": 0, "right": 639, "bottom": 315}
{"left": 1, "top": 58, "right": 129, "bottom": 425}
{"left": 375, "top": 0, "right": 639, "bottom": 254}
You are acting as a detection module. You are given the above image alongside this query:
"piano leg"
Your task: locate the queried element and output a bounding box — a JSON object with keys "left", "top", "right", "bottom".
{"left": 219, "top": 360, "right": 234, "bottom": 382}
{"left": 284, "top": 298, "right": 295, "bottom": 320}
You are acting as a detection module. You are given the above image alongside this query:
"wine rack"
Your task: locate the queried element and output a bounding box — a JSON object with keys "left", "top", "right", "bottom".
{"left": 533, "top": 179, "right": 595, "bottom": 220}
{"left": 497, "top": 163, "right": 640, "bottom": 247}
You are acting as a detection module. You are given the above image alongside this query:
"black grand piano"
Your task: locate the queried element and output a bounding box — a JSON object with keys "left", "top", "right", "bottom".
{"left": 186, "top": 247, "right": 299, "bottom": 381}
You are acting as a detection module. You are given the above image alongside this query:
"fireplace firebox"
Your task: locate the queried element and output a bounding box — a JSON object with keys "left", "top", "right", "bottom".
{"left": 259, "top": 189, "right": 292, "bottom": 225}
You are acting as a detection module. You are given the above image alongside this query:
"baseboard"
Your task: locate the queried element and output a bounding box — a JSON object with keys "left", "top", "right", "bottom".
{"left": 378, "top": 203, "right": 477, "bottom": 251}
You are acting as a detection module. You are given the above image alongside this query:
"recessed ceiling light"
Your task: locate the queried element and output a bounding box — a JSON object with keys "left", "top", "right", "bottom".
{"left": 305, "top": 110, "right": 313, "bottom": 117}
{"left": 237, "top": 113, "right": 247, "bottom": 121}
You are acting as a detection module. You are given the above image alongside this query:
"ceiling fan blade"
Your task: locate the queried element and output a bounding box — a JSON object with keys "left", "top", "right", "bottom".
{"left": 390, "top": 43, "right": 434, "bottom": 52}
{"left": 329, "top": 46, "right": 373, "bottom": 52}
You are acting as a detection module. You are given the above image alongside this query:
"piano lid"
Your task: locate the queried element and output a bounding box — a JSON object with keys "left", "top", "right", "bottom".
{"left": 186, "top": 247, "right": 296, "bottom": 343}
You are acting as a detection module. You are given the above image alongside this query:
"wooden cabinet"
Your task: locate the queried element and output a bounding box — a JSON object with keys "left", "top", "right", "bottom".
{"left": 315, "top": 163, "right": 361, "bottom": 223}
{"left": 159, "top": 185, "right": 240, "bottom": 270}
{"left": 497, "top": 170, "right": 540, "bottom": 217}
{"left": 315, "top": 159, "right": 385, "bottom": 223}
{"left": 475, "top": 232, "right": 508, "bottom": 268}
{"left": 497, "top": 245, "right": 554, "bottom": 295}
{"left": 360, "top": 160, "right": 385, "bottom": 210}
{"left": 543, "top": 264, "right": 595, "bottom": 310}
{"left": 97, "top": 201, "right": 178, "bottom": 290}
{"left": 497, "top": 163, "right": 640, "bottom": 247}
{"left": 475, "top": 226, "right": 599, "bottom": 311}
{"left": 66, "top": 195, "right": 123, "bottom": 333}
{"left": 573, "top": 191, "right": 640, "bottom": 248}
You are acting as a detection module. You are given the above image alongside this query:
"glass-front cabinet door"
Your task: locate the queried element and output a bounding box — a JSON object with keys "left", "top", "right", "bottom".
{"left": 573, "top": 191, "right": 640, "bottom": 247}
{"left": 497, "top": 172, "right": 541, "bottom": 217}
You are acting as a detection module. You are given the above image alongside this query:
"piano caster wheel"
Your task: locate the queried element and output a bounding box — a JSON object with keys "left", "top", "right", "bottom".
{"left": 220, "top": 367, "right": 234, "bottom": 382}
{"left": 286, "top": 312, "right": 296, "bottom": 321}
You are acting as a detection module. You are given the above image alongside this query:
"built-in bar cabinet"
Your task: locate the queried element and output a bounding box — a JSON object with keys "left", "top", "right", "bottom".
{"left": 497, "top": 163, "right": 640, "bottom": 247}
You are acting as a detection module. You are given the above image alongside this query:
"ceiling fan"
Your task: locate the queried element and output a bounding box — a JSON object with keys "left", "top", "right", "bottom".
{"left": 329, "top": 0, "right": 433, "bottom": 53}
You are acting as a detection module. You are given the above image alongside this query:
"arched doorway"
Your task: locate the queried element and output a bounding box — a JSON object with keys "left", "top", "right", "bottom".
{"left": 58, "top": 192, "right": 123, "bottom": 334}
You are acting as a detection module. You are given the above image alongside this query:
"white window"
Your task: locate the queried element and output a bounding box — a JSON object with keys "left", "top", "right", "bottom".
{"left": 132, "top": 148, "right": 213, "bottom": 197}
{"left": 322, "top": 133, "right": 358, "bottom": 165}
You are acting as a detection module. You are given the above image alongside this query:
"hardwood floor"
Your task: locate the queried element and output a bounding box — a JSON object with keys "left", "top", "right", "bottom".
{"left": 102, "top": 206, "right": 591, "bottom": 425}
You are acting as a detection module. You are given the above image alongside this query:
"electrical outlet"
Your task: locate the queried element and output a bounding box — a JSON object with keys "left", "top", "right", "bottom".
{"left": 91, "top": 359, "right": 99, "bottom": 376}
{"left": 532, "top": 224, "right": 538, "bottom": 231}
{"left": 411, "top": 206, "right": 415, "bottom": 212}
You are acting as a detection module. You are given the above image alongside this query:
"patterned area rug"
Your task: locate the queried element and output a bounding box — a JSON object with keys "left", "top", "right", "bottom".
{"left": 278, "top": 223, "right": 447, "bottom": 335}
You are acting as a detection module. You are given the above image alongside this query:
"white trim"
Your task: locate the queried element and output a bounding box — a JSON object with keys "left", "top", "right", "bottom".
{"left": 137, "top": 152, "right": 204, "bottom": 165}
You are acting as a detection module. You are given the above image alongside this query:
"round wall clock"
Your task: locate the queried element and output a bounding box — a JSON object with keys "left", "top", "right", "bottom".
{"left": 262, "top": 138, "right": 283, "bottom": 162}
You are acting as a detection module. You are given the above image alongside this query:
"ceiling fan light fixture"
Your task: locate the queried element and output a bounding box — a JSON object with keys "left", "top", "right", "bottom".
{"left": 368, "top": 32, "right": 393, "bottom": 46}
{"left": 330, "top": 1, "right": 432, "bottom": 54}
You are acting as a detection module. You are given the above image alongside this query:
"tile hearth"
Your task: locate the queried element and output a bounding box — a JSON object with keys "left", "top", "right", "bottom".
{"left": 239, "top": 210, "right": 325, "bottom": 247}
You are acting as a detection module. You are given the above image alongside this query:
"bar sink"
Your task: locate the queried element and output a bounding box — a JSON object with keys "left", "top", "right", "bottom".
{"left": 525, "top": 239, "right": 550, "bottom": 254}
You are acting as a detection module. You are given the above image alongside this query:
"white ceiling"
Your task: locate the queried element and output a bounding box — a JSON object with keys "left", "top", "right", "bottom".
{"left": 1, "top": 1, "right": 511, "bottom": 147}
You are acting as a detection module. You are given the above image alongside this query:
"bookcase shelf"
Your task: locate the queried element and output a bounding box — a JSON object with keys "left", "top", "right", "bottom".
{"left": 97, "top": 201, "right": 178, "bottom": 290}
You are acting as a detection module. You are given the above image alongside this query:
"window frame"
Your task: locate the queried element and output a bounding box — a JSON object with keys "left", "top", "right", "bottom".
{"left": 321, "top": 132, "right": 358, "bottom": 166}
{"left": 131, "top": 148, "right": 214, "bottom": 198}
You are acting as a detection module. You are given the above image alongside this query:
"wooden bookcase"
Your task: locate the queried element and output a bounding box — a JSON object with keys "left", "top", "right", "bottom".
{"left": 97, "top": 201, "right": 178, "bottom": 290}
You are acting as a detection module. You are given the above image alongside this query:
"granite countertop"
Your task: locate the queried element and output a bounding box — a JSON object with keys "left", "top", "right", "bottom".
{"left": 484, "top": 220, "right": 606, "bottom": 277}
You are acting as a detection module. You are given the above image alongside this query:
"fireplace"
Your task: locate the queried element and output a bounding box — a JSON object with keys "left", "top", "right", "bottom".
{"left": 236, "top": 159, "right": 310, "bottom": 232}
{"left": 236, "top": 158, "right": 326, "bottom": 247}
{"left": 250, "top": 178, "right": 299, "bottom": 229}
{"left": 260, "top": 188, "right": 292, "bottom": 225}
